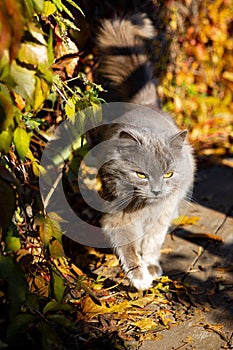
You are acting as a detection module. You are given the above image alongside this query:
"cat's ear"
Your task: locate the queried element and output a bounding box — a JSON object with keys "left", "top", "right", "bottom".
{"left": 169, "top": 130, "right": 187, "bottom": 148}
{"left": 119, "top": 130, "right": 139, "bottom": 144}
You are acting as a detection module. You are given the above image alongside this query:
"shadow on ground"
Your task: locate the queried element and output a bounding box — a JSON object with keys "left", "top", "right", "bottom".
{"left": 161, "top": 160, "right": 233, "bottom": 332}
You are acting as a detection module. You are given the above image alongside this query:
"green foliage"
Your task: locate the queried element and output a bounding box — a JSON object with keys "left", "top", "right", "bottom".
{"left": 0, "top": 169, "right": 16, "bottom": 233}
{"left": 54, "top": 72, "right": 104, "bottom": 123}
{"left": 0, "top": 255, "right": 28, "bottom": 319}
{"left": 0, "top": 1, "right": 104, "bottom": 348}
{"left": 0, "top": 0, "right": 88, "bottom": 166}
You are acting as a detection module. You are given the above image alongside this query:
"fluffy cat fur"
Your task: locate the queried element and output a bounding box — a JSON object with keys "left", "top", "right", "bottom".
{"left": 97, "top": 14, "right": 195, "bottom": 290}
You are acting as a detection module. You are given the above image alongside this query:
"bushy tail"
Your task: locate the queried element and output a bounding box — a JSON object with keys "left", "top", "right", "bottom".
{"left": 97, "top": 13, "right": 158, "bottom": 106}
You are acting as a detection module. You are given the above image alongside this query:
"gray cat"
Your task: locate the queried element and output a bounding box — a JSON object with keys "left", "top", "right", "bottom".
{"left": 97, "top": 14, "right": 195, "bottom": 290}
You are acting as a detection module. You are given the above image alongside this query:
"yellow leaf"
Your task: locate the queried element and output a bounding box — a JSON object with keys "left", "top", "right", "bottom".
{"left": 29, "top": 275, "right": 49, "bottom": 297}
{"left": 222, "top": 71, "right": 233, "bottom": 82}
{"left": 65, "top": 97, "right": 76, "bottom": 122}
{"left": 172, "top": 215, "right": 200, "bottom": 226}
{"left": 104, "top": 254, "right": 119, "bottom": 268}
{"left": 71, "top": 263, "right": 85, "bottom": 276}
{"left": 160, "top": 276, "right": 172, "bottom": 283}
{"left": 186, "top": 335, "right": 194, "bottom": 343}
{"left": 130, "top": 295, "right": 155, "bottom": 308}
{"left": 49, "top": 240, "right": 65, "bottom": 258}
{"left": 133, "top": 318, "right": 158, "bottom": 331}
{"left": 159, "top": 309, "right": 174, "bottom": 327}
{"left": 44, "top": 1, "right": 57, "bottom": 16}
{"left": 82, "top": 296, "right": 130, "bottom": 320}
{"left": 34, "top": 77, "right": 49, "bottom": 112}
{"left": 81, "top": 296, "right": 110, "bottom": 320}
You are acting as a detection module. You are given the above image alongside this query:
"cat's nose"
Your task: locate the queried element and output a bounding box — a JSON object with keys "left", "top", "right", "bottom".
{"left": 151, "top": 190, "right": 161, "bottom": 196}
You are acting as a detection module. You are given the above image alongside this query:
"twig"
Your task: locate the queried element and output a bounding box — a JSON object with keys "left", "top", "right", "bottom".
{"left": 43, "top": 171, "right": 63, "bottom": 209}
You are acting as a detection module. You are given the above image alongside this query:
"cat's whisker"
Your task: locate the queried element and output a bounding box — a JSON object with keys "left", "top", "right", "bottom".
{"left": 111, "top": 193, "right": 137, "bottom": 210}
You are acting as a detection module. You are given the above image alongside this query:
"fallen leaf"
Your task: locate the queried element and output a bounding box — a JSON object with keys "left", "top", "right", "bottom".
{"left": 161, "top": 247, "right": 173, "bottom": 255}
{"left": 158, "top": 309, "right": 174, "bottom": 327}
{"left": 186, "top": 232, "right": 223, "bottom": 242}
{"left": 133, "top": 318, "right": 158, "bottom": 331}
{"left": 172, "top": 215, "right": 200, "bottom": 226}
{"left": 104, "top": 254, "right": 119, "bottom": 268}
{"left": 71, "top": 263, "right": 85, "bottom": 276}
{"left": 214, "top": 265, "right": 233, "bottom": 272}
{"left": 130, "top": 295, "right": 156, "bottom": 308}
{"left": 82, "top": 296, "right": 131, "bottom": 320}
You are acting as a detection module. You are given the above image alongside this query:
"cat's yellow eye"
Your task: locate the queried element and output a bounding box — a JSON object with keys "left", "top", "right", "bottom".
{"left": 163, "top": 171, "right": 173, "bottom": 179}
{"left": 136, "top": 172, "right": 147, "bottom": 179}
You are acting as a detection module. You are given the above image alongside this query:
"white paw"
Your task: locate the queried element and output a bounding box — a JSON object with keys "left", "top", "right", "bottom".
{"left": 127, "top": 265, "right": 154, "bottom": 291}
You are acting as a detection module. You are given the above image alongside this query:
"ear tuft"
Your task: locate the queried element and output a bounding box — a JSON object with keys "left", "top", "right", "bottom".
{"left": 169, "top": 130, "right": 187, "bottom": 148}
{"left": 119, "top": 130, "right": 139, "bottom": 143}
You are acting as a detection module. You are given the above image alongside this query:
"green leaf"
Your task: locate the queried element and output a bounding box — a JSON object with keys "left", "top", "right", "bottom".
{"left": 32, "top": 0, "right": 44, "bottom": 14}
{"left": 49, "top": 240, "right": 65, "bottom": 258}
{"left": 0, "top": 128, "right": 13, "bottom": 153}
{"left": 46, "top": 213, "right": 63, "bottom": 242}
{"left": 64, "top": 0, "right": 84, "bottom": 16}
{"left": 35, "top": 213, "right": 63, "bottom": 247}
{"left": 7, "top": 314, "right": 36, "bottom": 342}
{"left": 23, "top": 0, "right": 36, "bottom": 18}
{"left": 65, "top": 97, "right": 76, "bottom": 121}
{"left": 18, "top": 43, "right": 48, "bottom": 66}
{"left": 60, "top": 2, "right": 74, "bottom": 19}
{"left": 10, "top": 62, "right": 36, "bottom": 104}
{"left": 34, "top": 76, "right": 50, "bottom": 112}
{"left": 37, "top": 216, "right": 53, "bottom": 247}
{"left": 47, "top": 27, "right": 54, "bottom": 65}
{"left": 13, "top": 127, "right": 31, "bottom": 160}
{"left": 51, "top": 268, "right": 66, "bottom": 302}
{"left": 0, "top": 255, "right": 28, "bottom": 319}
{"left": 26, "top": 148, "right": 46, "bottom": 177}
{"left": 59, "top": 17, "right": 79, "bottom": 30}
{"left": 47, "top": 314, "right": 73, "bottom": 328}
{"left": 39, "top": 322, "right": 61, "bottom": 349}
{"left": 0, "top": 85, "right": 14, "bottom": 132}
{"left": 43, "top": 300, "right": 72, "bottom": 314}
{"left": 0, "top": 51, "right": 10, "bottom": 81}
{"left": 51, "top": 0, "right": 62, "bottom": 11}
{"left": 32, "top": 161, "right": 45, "bottom": 177}
{"left": 27, "top": 22, "right": 47, "bottom": 45}
{"left": 5, "top": 234, "right": 21, "bottom": 252}
{"left": 0, "top": 179, "right": 16, "bottom": 233}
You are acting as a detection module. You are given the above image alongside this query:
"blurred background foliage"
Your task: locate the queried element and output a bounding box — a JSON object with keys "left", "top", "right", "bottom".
{"left": 159, "top": 0, "right": 233, "bottom": 157}
{"left": 0, "top": 0, "right": 232, "bottom": 349}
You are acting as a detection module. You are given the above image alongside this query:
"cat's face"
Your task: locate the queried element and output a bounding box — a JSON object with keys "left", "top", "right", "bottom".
{"left": 99, "top": 126, "right": 187, "bottom": 209}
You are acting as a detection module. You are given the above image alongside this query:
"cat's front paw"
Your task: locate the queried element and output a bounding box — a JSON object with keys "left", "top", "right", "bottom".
{"left": 127, "top": 265, "right": 154, "bottom": 291}
{"left": 127, "top": 263, "right": 163, "bottom": 291}
{"left": 147, "top": 263, "right": 163, "bottom": 279}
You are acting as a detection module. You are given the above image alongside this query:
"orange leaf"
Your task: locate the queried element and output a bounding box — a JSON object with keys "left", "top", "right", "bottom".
{"left": 186, "top": 232, "right": 223, "bottom": 243}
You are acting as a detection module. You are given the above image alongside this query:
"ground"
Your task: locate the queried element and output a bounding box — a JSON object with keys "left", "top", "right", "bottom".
{"left": 84, "top": 158, "right": 233, "bottom": 350}
{"left": 140, "top": 159, "right": 233, "bottom": 349}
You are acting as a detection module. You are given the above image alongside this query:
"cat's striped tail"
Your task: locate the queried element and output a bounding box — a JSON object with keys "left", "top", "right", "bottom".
{"left": 97, "top": 13, "right": 158, "bottom": 106}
